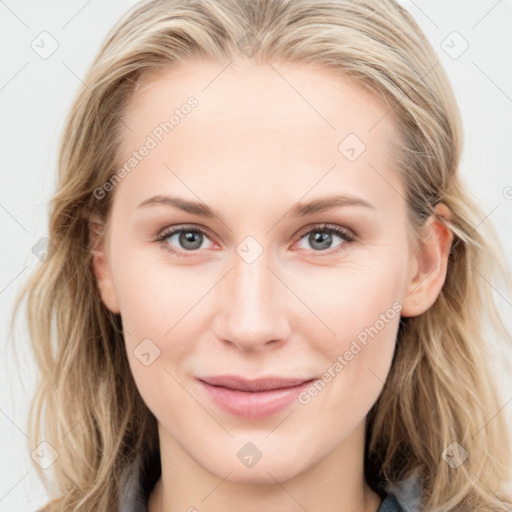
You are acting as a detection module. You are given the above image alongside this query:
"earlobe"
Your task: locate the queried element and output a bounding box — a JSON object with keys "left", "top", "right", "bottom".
{"left": 88, "top": 214, "right": 121, "bottom": 314}
{"left": 401, "top": 203, "right": 453, "bottom": 318}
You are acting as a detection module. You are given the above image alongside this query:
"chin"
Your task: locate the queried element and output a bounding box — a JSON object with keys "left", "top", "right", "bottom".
{"left": 199, "top": 447, "right": 312, "bottom": 485}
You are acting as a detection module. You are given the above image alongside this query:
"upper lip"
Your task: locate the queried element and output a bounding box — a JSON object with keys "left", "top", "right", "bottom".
{"left": 199, "top": 375, "right": 314, "bottom": 392}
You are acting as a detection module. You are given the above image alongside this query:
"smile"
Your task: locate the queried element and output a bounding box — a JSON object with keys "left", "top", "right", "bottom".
{"left": 197, "top": 376, "right": 316, "bottom": 419}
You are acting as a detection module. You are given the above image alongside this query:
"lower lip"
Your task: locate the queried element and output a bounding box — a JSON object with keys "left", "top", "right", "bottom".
{"left": 198, "top": 379, "right": 315, "bottom": 419}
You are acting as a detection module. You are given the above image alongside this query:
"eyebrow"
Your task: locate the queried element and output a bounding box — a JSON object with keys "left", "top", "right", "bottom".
{"left": 137, "top": 193, "right": 375, "bottom": 219}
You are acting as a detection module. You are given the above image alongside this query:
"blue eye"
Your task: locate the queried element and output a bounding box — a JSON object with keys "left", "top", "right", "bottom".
{"left": 295, "top": 224, "right": 354, "bottom": 255}
{"left": 155, "top": 223, "right": 355, "bottom": 258}
{"left": 155, "top": 225, "right": 214, "bottom": 256}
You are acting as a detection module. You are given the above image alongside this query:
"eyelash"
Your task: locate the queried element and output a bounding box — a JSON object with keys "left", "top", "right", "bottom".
{"left": 154, "top": 223, "right": 356, "bottom": 258}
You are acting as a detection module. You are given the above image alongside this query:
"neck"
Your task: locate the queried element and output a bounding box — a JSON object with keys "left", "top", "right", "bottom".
{"left": 148, "top": 420, "right": 383, "bottom": 512}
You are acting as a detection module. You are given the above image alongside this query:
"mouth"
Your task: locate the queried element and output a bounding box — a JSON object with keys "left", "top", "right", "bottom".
{"left": 197, "top": 375, "right": 316, "bottom": 419}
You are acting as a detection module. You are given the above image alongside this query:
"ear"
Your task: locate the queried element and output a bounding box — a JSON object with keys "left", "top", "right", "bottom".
{"left": 89, "top": 214, "right": 121, "bottom": 314}
{"left": 401, "top": 203, "right": 453, "bottom": 318}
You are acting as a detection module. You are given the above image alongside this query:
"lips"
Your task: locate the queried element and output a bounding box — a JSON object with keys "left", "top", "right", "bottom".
{"left": 199, "top": 375, "right": 313, "bottom": 392}
{"left": 197, "top": 375, "right": 316, "bottom": 419}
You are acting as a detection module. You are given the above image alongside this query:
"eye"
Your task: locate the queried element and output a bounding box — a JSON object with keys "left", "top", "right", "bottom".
{"left": 294, "top": 223, "right": 355, "bottom": 255}
{"left": 155, "top": 225, "right": 216, "bottom": 257}
{"left": 155, "top": 222, "right": 355, "bottom": 258}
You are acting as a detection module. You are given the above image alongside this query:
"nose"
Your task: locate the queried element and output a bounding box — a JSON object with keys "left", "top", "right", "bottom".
{"left": 212, "top": 249, "right": 291, "bottom": 352}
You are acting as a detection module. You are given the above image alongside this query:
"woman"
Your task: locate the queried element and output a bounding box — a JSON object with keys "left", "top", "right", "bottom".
{"left": 12, "top": 0, "right": 512, "bottom": 510}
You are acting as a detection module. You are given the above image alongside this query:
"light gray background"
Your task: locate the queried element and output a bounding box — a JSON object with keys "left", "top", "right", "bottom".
{"left": 1, "top": 1, "right": 511, "bottom": 510}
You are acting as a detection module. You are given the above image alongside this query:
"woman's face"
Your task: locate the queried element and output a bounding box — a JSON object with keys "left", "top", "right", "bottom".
{"left": 93, "top": 59, "right": 431, "bottom": 483}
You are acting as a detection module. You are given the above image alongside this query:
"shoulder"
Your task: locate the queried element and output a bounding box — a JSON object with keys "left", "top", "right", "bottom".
{"left": 377, "top": 494, "right": 408, "bottom": 512}
{"left": 378, "top": 471, "right": 423, "bottom": 512}
{"left": 117, "top": 450, "right": 161, "bottom": 512}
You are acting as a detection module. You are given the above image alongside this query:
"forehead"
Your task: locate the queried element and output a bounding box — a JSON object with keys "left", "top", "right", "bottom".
{"left": 114, "top": 59, "right": 404, "bottom": 215}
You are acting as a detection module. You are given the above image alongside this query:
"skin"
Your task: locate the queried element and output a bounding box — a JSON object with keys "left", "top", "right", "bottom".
{"left": 91, "top": 58, "right": 452, "bottom": 512}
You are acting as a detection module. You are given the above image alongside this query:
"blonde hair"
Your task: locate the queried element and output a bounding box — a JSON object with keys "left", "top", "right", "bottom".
{"left": 10, "top": 0, "right": 512, "bottom": 510}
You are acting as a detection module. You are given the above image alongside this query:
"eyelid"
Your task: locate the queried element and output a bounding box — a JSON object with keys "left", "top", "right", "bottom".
{"left": 156, "top": 224, "right": 213, "bottom": 241}
{"left": 293, "top": 222, "right": 356, "bottom": 243}
{"left": 155, "top": 222, "right": 356, "bottom": 257}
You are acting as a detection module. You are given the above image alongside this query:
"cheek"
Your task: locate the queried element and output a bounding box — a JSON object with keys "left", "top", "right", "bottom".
{"left": 294, "top": 254, "right": 406, "bottom": 349}
{"left": 109, "top": 245, "right": 216, "bottom": 400}
{"left": 115, "top": 261, "right": 199, "bottom": 419}
{"left": 298, "top": 286, "right": 401, "bottom": 431}
{"left": 296, "top": 251, "right": 405, "bottom": 404}
{"left": 111, "top": 249, "right": 210, "bottom": 340}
